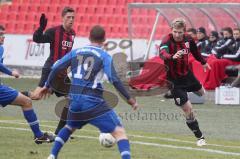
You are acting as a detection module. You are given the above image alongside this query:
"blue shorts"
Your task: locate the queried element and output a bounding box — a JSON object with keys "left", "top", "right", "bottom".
{"left": 0, "top": 84, "right": 18, "bottom": 107}
{"left": 67, "top": 110, "right": 122, "bottom": 133}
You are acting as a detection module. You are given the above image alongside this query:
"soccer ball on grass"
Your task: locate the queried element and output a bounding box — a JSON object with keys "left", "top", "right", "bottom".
{"left": 99, "top": 133, "right": 116, "bottom": 148}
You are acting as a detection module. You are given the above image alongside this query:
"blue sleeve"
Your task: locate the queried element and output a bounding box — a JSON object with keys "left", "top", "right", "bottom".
{"left": 45, "top": 51, "right": 74, "bottom": 87}
{"left": 0, "top": 46, "right": 4, "bottom": 63}
{"left": 103, "top": 54, "right": 131, "bottom": 100}
{"left": 0, "top": 62, "right": 12, "bottom": 76}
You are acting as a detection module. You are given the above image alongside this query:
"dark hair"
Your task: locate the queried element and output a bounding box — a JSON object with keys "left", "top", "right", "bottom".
{"left": 210, "top": 31, "right": 219, "bottom": 39}
{"left": 197, "top": 27, "right": 206, "bottom": 35}
{"left": 89, "top": 25, "right": 105, "bottom": 43}
{"left": 0, "top": 25, "right": 5, "bottom": 31}
{"left": 61, "top": 7, "right": 74, "bottom": 17}
{"left": 233, "top": 28, "right": 240, "bottom": 32}
{"left": 222, "top": 27, "right": 233, "bottom": 35}
{"left": 187, "top": 28, "right": 197, "bottom": 34}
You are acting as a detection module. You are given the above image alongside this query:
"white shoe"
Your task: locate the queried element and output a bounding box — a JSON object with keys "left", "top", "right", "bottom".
{"left": 47, "top": 154, "right": 56, "bottom": 159}
{"left": 197, "top": 138, "right": 207, "bottom": 146}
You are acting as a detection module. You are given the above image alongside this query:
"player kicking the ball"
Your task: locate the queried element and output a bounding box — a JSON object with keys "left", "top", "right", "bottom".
{"left": 40, "top": 25, "right": 138, "bottom": 159}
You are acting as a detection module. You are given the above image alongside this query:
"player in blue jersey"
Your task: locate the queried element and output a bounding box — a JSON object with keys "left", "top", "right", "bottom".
{"left": 0, "top": 25, "right": 5, "bottom": 63}
{"left": 0, "top": 26, "right": 54, "bottom": 144}
{"left": 0, "top": 63, "right": 55, "bottom": 144}
{"left": 40, "top": 25, "right": 138, "bottom": 159}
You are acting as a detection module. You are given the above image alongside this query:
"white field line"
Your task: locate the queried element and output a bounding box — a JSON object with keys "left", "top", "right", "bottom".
{"left": 0, "top": 119, "right": 59, "bottom": 123}
{"left": 131, "top": 141, "right": 240, "bottom": 156}
{"left": 127, "top": 134, "right": 240, "bottom": 149}
{"left": 0, "top": 120, "right": 98, "bottom": 132}
{"left": 0, "top": 120, "right": 240, "bottom": 149}
{"left": 0, "top": 76, "right": 40, "bottom": 79}
{"left": 0, "top": 126, "right": 240, "bottom": 157}
{"left": 0, "top": 126, "right": 31, "bottom": 132}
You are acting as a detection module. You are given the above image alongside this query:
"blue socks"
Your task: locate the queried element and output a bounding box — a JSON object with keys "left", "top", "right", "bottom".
{"left": 50, "top": 129, "right": 130, "bottom": 159}
{"left": 51, "top": 127, "right": 72, "bottom": 158}
{"left": 117, "top": 139, "right": 131, "bottom": 159}
{"left": 23, "top": 109, "right": 43, "bottom": 138}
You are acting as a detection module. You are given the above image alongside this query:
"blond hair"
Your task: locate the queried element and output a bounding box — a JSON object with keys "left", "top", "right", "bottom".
{"left": 171, "top": 18, "right": 186, "bottom": 31}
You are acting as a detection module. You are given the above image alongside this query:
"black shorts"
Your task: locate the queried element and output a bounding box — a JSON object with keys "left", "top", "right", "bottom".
{"left": 169, "top": 71, "right": 202, "bottom": 106}
{"left": 38, "top": 68, "right": 51, "bottom": 87}
{"left": 38, "top": 67, "right": 70, "bottom": 97}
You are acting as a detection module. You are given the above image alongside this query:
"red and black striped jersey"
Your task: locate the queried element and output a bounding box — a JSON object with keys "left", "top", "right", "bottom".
{"left": 159, "top": 33, "right": 206, "bottom": 79}
{"left": 33, "top": 25, "right": 76, "bottom": 68}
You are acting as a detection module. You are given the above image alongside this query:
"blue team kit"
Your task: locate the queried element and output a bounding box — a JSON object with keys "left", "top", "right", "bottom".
{"left": 0, "top": 62, "right": 18, "bottom": 107}
{"left": 46, "top": 45, "right": 128, "bottom": 132}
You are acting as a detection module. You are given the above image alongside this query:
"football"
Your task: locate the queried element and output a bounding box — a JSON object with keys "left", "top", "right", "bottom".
{"left": 99, "top": 133, "right": 116, "bottom": 148}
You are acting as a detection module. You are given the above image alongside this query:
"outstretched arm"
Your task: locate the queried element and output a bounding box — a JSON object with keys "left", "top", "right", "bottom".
{"left": 103, "top": 55, "right": 138, "bottom": 110}
{"left": 0, "top": 63, "right": 19, "bottom": 78}
{"left": 45, "top": 50, "right": 74, "bottom": 88}
{"left": 0, "top": 62, "right": 12, "bottom": 76}
{"left": 190, "top": 40, "right": 206, "bottom": 65}
{"left": 189, "top": 40, "right": 211, "bottom": 72}
{"left": 38, "top": 51, "right": 73, "bottom": 99}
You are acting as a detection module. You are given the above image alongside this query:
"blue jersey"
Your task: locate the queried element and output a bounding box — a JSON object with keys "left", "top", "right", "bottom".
{"left": 0, "top": 49, "right": 13, "bottom": 86}
{"left": 47, "top": 45, "right": 130, "bottom": 111}
{"left": 0, "top": 45, "right": 4, "bottom": 63}
{"left": 0, "top": 56, "right": 17, "bottom": 107}
{"left": 0, "top": 62, "right": 12, "bottom": 76}
{"left": 0, "top": 60, "right": 12, "bottom": 85}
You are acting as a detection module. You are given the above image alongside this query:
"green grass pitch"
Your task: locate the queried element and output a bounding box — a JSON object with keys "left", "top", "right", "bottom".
{"left": 0, "top": 78, "right": 240, "bottom": 159}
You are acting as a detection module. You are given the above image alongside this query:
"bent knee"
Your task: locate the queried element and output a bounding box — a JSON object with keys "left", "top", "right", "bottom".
{"left": 174, "top": 96, "right": 188, "bottom": 106}
{"left": 21, "top": 97, "right": 32, "bottom": 108}
{"left": 111, "top": 127, "right": 127, "bottom": 140}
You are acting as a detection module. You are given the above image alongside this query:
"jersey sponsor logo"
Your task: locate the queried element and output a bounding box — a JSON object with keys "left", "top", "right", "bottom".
{"left": 62, "top": 40, "right": 73, "bottom": 48}
{"left": 185, "top": 42, "right": 190, "bottom": 48}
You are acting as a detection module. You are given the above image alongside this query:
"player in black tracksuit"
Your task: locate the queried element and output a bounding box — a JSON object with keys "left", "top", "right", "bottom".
{"left": 23, "top": 7, "right": 76, "bottom": 135}
{"left": 203, "top": 31, "right": 219, "bottom": 58}
{"left": 212, "top": 27, "right": 235, "bottom": 59}
{"left": 196, "top": 27, "right": 209, "bottom": 55}
{"left": 222, "top": 28, "right": 240, "bottom": 61}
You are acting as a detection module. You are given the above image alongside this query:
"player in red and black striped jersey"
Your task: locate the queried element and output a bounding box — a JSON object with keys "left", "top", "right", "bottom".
{"left": 160, "top": 32, "right": 206, "bottom": 79}
{"left": 159, "top": 18, "right": 211, "bottom": 146}
{"left": 33, "top": 7, "right": 75, "bottom": 89}
{"left": 22, "top": 7, "right": 76, "bottom": 136}
{"left": 33, "top": 22, "right": 75, "bottom": 78}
